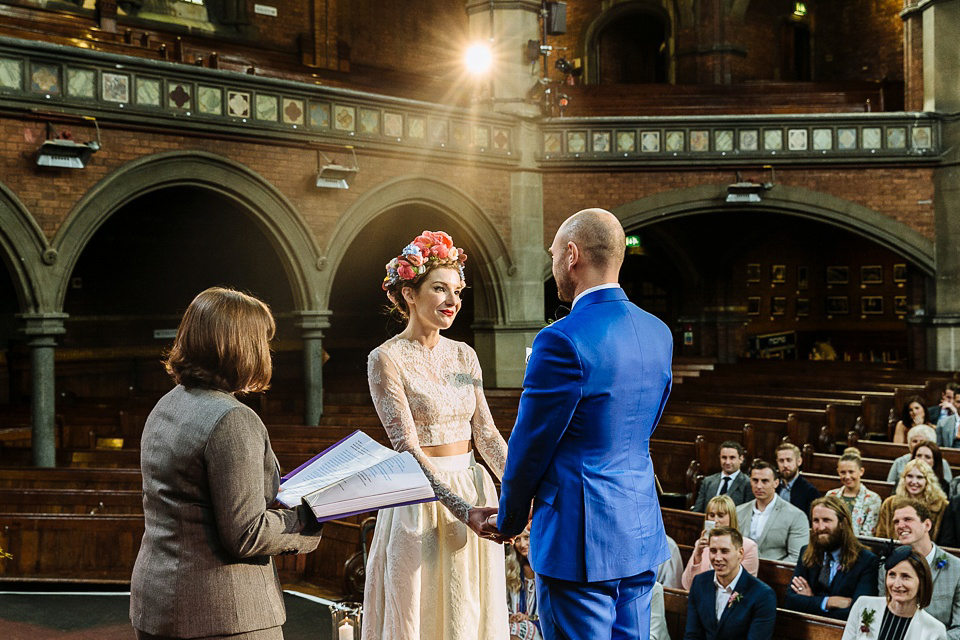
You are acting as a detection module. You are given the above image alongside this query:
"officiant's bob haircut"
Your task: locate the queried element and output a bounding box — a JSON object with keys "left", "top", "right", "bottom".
{"left": 164, "top": 287, "right": 275, "bottom": 394}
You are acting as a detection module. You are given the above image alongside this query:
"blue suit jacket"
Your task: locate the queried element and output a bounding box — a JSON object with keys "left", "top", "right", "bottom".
{"left": 684, "top": 569, "right": 777, "bottom": 640}
{"left": 783, "top": 545, "right": 878, "bottom": 620}
{"left": 497, "top": 287, "right": 673, "bottom": 582}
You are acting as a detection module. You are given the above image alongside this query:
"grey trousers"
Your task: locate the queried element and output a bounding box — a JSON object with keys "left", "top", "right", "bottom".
{"left": 135, "top": 627, "right": 284, "bottom": 640}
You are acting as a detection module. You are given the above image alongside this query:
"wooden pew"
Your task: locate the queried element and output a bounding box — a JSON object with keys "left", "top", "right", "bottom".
{"left": 0, "top": 488, "right": 142, "bottom": 514}
{"left": 0, "top": 467, "right": 142, "bottom": 491}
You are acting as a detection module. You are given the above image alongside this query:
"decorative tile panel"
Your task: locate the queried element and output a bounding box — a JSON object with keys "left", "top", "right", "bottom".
{"left": 358, "top": 108, "right": 380, "bottom": 135}
{"left": 690, "top": 130, "right": 709, "bottom": 152}
{"left": 136, "top": 77, "right": 161, "bottom": 106}
{"left": 167, "top": 82, "right": 192, "bottom": 110}
{"left": 862, "top": 127, "right": 882, "bottom": 149}
{"left": 764, "top": 129, "right": 783, "bottom": 151}
{"left": 739, "top": 130, "right": 758, "bottom": 152}
{"left": 812, "top": 128, "right": 832, "bottom": 151}
{"left": 665, "top": 131, "right": 684, "bottom": 152}
{"left": 30, "top": 63, "right": 59, "bottom": 94}
{"left": 913, "top": 126, "right": 932, "bottom": 150}
{"left": 197, "top": 86, "right": 222, "bottom": 115}
{"left": 429, "top": 118, "right": 449, "bottom": 144}
{"left": 452, "top": 122, "right": 469, "bottom": 146}
{"left": 102, "top": 72, "right": 130, "bottom": 103}
{"left": 309, "top": 102, "right": 330, "bottom": 128}
{"left": 543, "top": 131, "right": 562, "bottom": 153}
{"left": 616, "top": 131, "right": 636, "bottom": 152}
{"left": 715, "top": 130, "right": 734, "bottom": 152}
{"left": 67, "top": 68, "right": 95, "bottom": 98}
{"left": 886, "top": 127, "right": 907, "bottom": 149}
{"left": 837, "top": 128, "right": 857, "bottom": 150}
{"left": 0, "top": 57, "right": 22, "bottom": 90}
{"left": 282, "top": 98, "right": 304, "bottom": 125}
{"left": 566, "top": 131, "right": 586, "bottom": 153}
{"left": 592, "top": 131, "right": 610, "bottom": 153}
{"left": 333, "top": 105, "right": 355, "bottom": 132}
{"left": 641, "top": 131, "right": 660, "bottom": 153}
{"left": 228, "top": 91, "right": 251, "bottom": 118}
{"left": 255, "top": 94, "right": 278, "bottom": 121}
{"left": 409, "top": 116, "right": 427, "bottom": 140}
{"left": 788, "top": 129, "right": 808, "bottom": 151}
{"left": 474, "top": 125, "right": 490, "bottom": 149}
{"left": 383, "top": 112, "right": 403, "bottom": 138}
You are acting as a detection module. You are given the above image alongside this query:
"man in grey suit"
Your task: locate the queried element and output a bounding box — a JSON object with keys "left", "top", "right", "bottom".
{"left": 736, "top": 460, "right": 808, "bottom": 563}
{"left": 693, "top": 441, "right": 753, "bottom": 513}
{"left": 889, "top": 497, "right": 960, "bottom": 638}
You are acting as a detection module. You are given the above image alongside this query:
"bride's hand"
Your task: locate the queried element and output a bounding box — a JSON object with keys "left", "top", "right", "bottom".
{"left": 467, "top": 506, "right": 512, "bottom": 544}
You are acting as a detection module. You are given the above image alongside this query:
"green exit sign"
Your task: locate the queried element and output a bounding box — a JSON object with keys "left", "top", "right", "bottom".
{"left": 626, "top": 235, "right": 641, "bottom": 247}
{"left": 794, "top": 2, "right": 807, "bottom": 16}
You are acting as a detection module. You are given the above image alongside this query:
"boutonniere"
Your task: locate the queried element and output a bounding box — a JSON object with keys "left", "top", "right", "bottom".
{"left": 726, "top": 592, "right": 742, "bottom": 608}
{"left": 936, "top": 553, "right": 948, "bottom": 570}
{"left": 860, "top": 608, "right": 875, "bottom": 634}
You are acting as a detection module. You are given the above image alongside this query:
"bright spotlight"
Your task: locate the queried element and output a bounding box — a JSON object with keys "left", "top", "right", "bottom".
{"left": 465, "top": 43, "right": 493, "bottom": 75}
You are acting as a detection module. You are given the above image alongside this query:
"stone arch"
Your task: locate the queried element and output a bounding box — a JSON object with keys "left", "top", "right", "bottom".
{"left": 319, "top": 175, "right": 512, "bottom": 324}
{"left": 612, "top": 184, "right": 935, "bottom": 275}
{"left": 581, "top": 0, "right": 674, "bottom": 84}
{"left": 0, "top": 182, "right": 47, "bottom": 313}
{"left": 50, "top": 150, "right": 322, "bottom": 312}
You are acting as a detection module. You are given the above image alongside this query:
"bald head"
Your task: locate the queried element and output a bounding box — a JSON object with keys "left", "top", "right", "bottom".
{"left": 558, "top": 208, "right": 626, "bottom": 271}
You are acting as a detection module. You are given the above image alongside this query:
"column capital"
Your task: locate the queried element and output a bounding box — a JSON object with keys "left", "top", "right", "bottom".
{"left": 17, "top": 312, "right": 68, "bottom": 338}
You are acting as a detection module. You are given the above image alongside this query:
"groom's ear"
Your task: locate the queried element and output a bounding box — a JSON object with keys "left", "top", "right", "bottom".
{"left": 567, "top": 241, "right": 580, "bottom": 268}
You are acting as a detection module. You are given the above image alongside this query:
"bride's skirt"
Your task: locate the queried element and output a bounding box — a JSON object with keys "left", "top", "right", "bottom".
{"left": 361, "top": 451, "right": 509, "bottom": 640}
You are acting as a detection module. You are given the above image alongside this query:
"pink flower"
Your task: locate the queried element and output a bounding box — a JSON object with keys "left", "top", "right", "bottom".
{"left": 459, "top": 251, "right": 467, "bottom": 263}
{"left": 432, "top": 231, "right": 454, "bottom": 249}
{"left": 433, "top": 244, "right": 449, "bottom": 259}
{"left": 406, "top": 253, "right": 424, "bottom": 267}
{"left": 397, "top": 263, "right": 416, "bottom": 280}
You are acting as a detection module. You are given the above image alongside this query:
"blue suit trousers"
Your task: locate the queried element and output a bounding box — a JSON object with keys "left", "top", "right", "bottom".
{"left": 536, "top": 569, "right": 655, "bottom": 640}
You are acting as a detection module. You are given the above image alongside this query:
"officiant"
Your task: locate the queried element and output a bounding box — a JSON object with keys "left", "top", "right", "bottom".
{"left": 130, "top": 287, "right": 323, "bottom": 640}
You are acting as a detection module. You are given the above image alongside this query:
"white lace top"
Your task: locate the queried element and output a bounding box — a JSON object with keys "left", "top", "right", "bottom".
{"left": 367, "top": 335, "right": 508, "bottom": 523}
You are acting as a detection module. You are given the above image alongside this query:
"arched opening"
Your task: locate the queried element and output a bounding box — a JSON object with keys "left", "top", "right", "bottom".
{"left": 59, "top": 186, "right": 298, "bottom": 403}
{"left": 593, "top": 9, "right": 669, "bottom": 84}
{"left": 782, "top": 19, "right": 813, "bottom": 81}
{"left": 325, "top": 205, "right": 490, "bottom": 386}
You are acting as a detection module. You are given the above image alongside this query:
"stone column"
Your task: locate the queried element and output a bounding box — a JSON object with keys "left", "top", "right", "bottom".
{"left": 921, "top": 0, "right": 960, "bottom": 369}
{"left": 296, "top": 310, "right": 331, "bottom": 425}
{"left": 18, "top": 313, "right": 67, "bottom": 468}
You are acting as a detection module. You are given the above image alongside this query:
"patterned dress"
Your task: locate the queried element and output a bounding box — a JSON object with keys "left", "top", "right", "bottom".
{"left": 363, "top": 336, "right": 509, "bottom": 640}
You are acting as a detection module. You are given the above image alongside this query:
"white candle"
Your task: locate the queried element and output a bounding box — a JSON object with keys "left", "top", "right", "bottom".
{"left": 338, "top": 621, "right": 354, "bottom": 640}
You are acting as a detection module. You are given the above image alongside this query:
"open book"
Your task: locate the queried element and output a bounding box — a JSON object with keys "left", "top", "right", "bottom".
{"left": 277, "top": 430, "right": 437, "bottom": 522}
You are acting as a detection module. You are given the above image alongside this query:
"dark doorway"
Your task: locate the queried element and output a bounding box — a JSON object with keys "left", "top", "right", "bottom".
{"left": 782, "top": 21, "right": 812, "bottom": 81}
{"left": 595, "top": 12, "right": 669, "bottom": 84}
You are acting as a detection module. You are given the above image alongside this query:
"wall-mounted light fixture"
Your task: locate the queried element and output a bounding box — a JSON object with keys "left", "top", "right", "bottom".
{"left": 36, "top": 117, "right": 101, "bottom": 169}
{"left": 316, "top": 146, "right": 358, "bottom": 189}
{"left": 725, "top": 168, "right": 774, "bottom": 203}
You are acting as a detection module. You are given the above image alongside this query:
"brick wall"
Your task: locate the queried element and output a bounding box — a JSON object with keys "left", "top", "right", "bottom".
{"left": 815, "top": 0, "right": 904, "bottom": 83}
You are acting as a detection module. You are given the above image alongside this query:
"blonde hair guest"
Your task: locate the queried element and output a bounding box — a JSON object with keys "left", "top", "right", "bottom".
{"left": 681, "top": 494, "right": 760, "bottom": 589}
{"left": 874, "top": 459, "right": 948, "bottom": 540}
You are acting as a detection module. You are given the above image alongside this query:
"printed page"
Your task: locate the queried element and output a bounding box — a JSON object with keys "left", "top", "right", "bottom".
{"left": 303, "top": 451, "right": 433, "bottom": 516}
{"left": 277, "top": 431, "right": 396, "bottom": 506}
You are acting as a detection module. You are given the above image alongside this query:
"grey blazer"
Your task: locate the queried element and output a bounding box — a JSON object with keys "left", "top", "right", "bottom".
{"left": 926, "top": 545, "right": 960, "bottom": 640}
{"left": 130, "top": 386, "right": 322, "bottom": 638}
{"left": 736, "top": 496, "right": 808, "bottom": 563}
{"left": 693, "top": 471, "right": 753, "bottom": 512}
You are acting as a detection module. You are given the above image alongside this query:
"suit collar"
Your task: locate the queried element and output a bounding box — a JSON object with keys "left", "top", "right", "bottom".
{"left": 717, "top": 570, "right": 749, "bottom": 629}
{"left": 569, "top": 285, "right": 626, "bottom": 312}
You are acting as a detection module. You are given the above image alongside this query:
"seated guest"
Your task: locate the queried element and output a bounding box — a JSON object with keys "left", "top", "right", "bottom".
{"left": 930, "top": 382, "right": 960, "bottom": 425}
{"left": 776, "top": 441, "right": 821, "bottom": 521}
{"left": 693, "top": 441, "right": 753, "bottom": 513}
{"left": 937, "top": 388, "right": 960, "bottom": 450}
{"left": 894, "top": 395, "right": 936, "bottom": 444}
{"left": 843, "top": 545, "right": 946, "bottom": 640}
{"left": 909, "top": 441, "right": 952, "bottom": 496}
{"left": 888, "top": 426, "right": 952, "bottom": 487}
{"left": 937, "top": 493, "right": 960, "bottom": 548}
{"left": 650, "top": 581, "right": 670, "bottom": 640}
{"left": 784, "top": 496, "right": 878, "bottom": 621}
{"left": 684, "top": 526, "right": 776, "bottom": 640}
{"left": 506, "top": 529, "right": 541, "bottom": 640}
{"left": 736, "top": 460, "right": 808, "bottom": 563}
{"left": 876, "top": 459, "right": 948, "bottom": 540}
{"left": 887, "top": 498, "right": 960, "bottom": 637}
{"left": 826, "top": 447, "right": 882, "bottom": 536}
{"left": 682, "top": 495, "right": 759, "bottom": 590}
{"left": 658, "top": 534, "right": 683, "bottom": 589}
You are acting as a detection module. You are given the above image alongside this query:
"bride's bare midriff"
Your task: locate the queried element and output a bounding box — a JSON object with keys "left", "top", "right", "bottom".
{"left": 422, "top": 440, "right": 472, "bottom": 457}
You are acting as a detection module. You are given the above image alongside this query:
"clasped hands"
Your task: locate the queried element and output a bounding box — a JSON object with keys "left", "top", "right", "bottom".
{"left": 789, "top": 576, "right": 851, "bottom": 610}
{"left": 466, "top": 506, "right": 514, "bottom": 544}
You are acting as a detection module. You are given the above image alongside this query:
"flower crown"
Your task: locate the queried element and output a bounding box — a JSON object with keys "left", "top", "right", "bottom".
{"left": 382, "top": 230, "right": 467, "bottom": 293}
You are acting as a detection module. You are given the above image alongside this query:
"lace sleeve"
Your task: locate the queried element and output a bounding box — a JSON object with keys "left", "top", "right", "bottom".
{"left": 467, "top": 348, "right": 508, "bottom": 480}
{"left": 367, "top": 347, "right": 473, "bottom": 524}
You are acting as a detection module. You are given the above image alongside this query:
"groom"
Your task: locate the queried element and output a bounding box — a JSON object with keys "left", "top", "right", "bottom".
{"left": 497, "top": 208, "right": 673, "bottom": 639}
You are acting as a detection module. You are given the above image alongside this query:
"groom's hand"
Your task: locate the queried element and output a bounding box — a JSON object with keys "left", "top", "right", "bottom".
{"left": 467, "top": 506, "right": 513, "bottom": 544}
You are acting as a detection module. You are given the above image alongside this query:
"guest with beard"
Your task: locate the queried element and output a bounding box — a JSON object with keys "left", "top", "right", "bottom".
{"left": 775, "top": 442, "right": 820, "bottom": 522}
{"left": 783, "top": 496, "right": 878, "bottom": 621}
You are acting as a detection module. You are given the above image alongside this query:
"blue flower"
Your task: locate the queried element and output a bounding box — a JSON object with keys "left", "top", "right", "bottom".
{"left": 936, "top": 553, "right": 948, "bottom": 570}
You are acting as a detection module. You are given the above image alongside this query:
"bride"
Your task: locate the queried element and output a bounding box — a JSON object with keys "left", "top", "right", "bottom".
{"left": 363, "top": 230, "right": 510, "bottom": 640}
